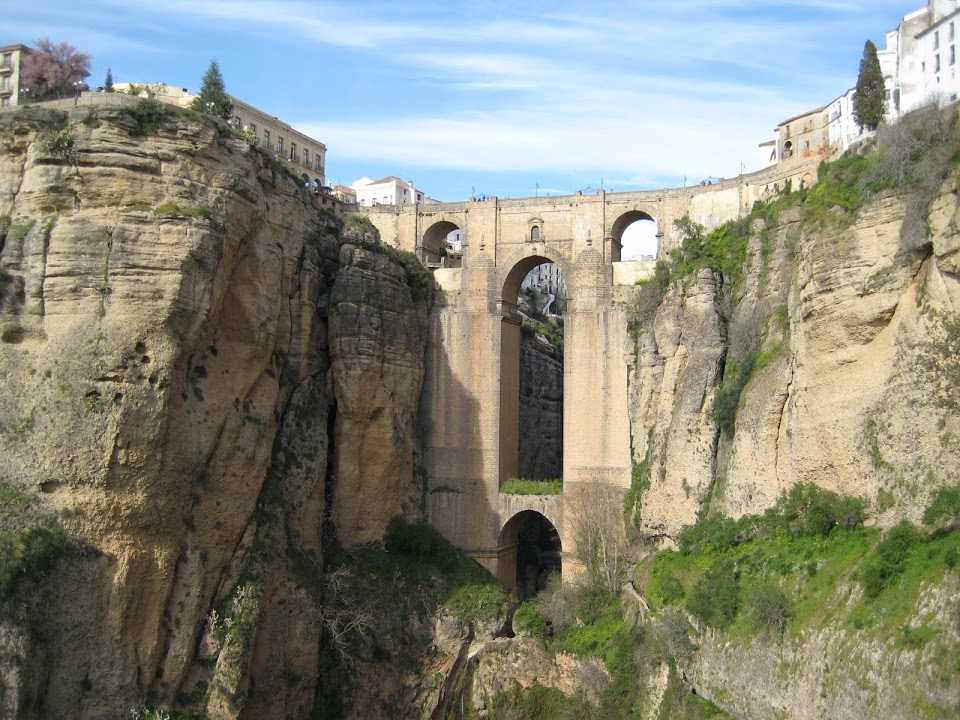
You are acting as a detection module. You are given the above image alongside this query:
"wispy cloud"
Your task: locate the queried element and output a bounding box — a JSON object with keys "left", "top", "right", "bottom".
{"left": 12, "top": 0, "right": 912, "bottom": 195}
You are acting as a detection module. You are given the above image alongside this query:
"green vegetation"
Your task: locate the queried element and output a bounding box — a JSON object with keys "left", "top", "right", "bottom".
{"left": 500, "top": 478, "right": 563, "bottom": 495}
{"left": 854, "top": 40, "right": 885, "bottom": 131}
{"left": 923, "top": 482, "right": 960, "bottom": 530}
{"left": 383, "top": 244, "right": 435, "bottom": 303}
{"left": 859, "top": 520, "right": 920, "bottom": 598}
{"left": 343, "top": 213, "right": 378, "bottom": 237}
{"left": 521, "top": 315, "right": 564, "bottom": 348}
{"left": 644, "top": 486, "right": 960, "bottom": 650}
{"left": 624, "top": 442, "right": 652, "bottom": 536}
{"left": 123, "top": 98, "right": 175, "bottom": 135}
{"left": 191, "top": 59, "right": 234, "bottom": 120}
{"left": 0, "top": 480, "right": 67, "bottom": 601}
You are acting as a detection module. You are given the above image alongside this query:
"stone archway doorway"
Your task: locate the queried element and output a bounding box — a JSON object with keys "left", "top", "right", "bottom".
{"left": 496, "top": 510, "right": 562, "bottom": 598}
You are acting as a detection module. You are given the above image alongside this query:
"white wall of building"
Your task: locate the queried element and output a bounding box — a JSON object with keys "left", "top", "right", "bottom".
{"left": 351, "top": 176, "right": 428, "bottom": 207}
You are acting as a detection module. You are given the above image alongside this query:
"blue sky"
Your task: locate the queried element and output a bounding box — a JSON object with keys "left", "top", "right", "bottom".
{"left": 7, "top": 0, "right": 915, "bottom": 201}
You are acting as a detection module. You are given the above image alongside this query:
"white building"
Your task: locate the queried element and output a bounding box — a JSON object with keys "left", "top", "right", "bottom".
{"left": 884, "top": 0, "right": 960, "bottom": 117}
{"left": 351, "top": 176, "right": 434, "bottom": 207}
{"left": 826, "top": 88, "right": 866, "bottom": 153}
{"left": 521, "top": 264, "right": 566, "bottom": 305}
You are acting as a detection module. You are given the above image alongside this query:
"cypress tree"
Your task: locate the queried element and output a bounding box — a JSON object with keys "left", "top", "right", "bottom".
{"left": 854, "top": 40, "right": 885, "bottom": 131}
{"left": 104, "top": 67, "right": 114, "bottom": 93}
{"left": 191, "top": 59, "right": 233, "bottom": 120}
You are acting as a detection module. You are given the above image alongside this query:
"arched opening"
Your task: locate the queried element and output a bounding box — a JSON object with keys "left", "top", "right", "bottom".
{"left": 496, "top": 510, "right": 562, "bottom": 596}
{"left": 421, "top": 220, "right": 460, "bottom": 267}
{"left": 531, "top": 225, "right": 541, "bottom": 241}
{"left": 611, "top": 210, "right": 660, "bottom": 262}
{"left": 499, "top": 256, "right": 564, "bottom": 487}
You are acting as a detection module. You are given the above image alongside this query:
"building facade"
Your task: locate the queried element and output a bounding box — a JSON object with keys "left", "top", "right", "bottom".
{"left": 351, "top": 176, "right": 432, "bottom": 207}
{"left": 884, "top": 0, "right": 960, "bottom": 117}
{"left": 0, "top": 45, "right": 30, "bottom": 109}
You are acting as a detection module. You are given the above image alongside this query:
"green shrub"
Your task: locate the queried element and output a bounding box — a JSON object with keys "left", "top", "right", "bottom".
{"left": 0, "top": 524, "right": 67, "bottom": 598}
{"left": 513, "top": 601, "right": 549, "bottom": 636}
{"left": 923, "top": 483, "right": 960, "bottom": 530}
{"left": 384, "top": 516, "right": 449, "bottom": 558}
{"left": 678, "top": 515, "right": 741, "bottom": 555}
{"left": 626, "top": 259, "right": 671, "bottom": 338}
{"left": 343, "top": 213, "right": 379, "bottom": 239}
{"left": 382, "top": 245, "right": 435, "bottom": 303}
{"left": 685, "top": 561, "right": 740, "bottom": 628}
{"left": 649, "top": 565, "right": 685, "bottom": 605}
{"left": 743, "top": 579, "right": 791, "bottom": 631}
{"left": 500, "top": 478, "right": 562, "bottom": 495}
{"left": 860, "top": 520, "right": 921, "bottom": 598}
{"left": 123, "top": 98, "right": 175, "bottom": 136}
{"left": 445, "top": 582, "right": 509, "bottom": 624}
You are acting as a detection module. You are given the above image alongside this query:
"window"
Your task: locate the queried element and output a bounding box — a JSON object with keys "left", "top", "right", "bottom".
{"left": 315, "top": 156, "right": 322, "bottom": 171}
{"left": 951, "top": 22, "right": 956, "bottom": 41}
{"left": 249, "top": 122, "right": 256, "bottom": 133}
{"left": 277, "top": 137, "right": 284, "bottom": 154}
{"left": 531, "top": 226, "right": 541, "bottom": 241}
{"left": 1, "top": 97, "right": 9, "bottom": 108}
{"left": 935, "top": 31, "right": 940, "bottom": 50}
{"left": 936, "top": 54, "right": 941, "bottom": 73}
{"left": 1, "top": 78, "right": 10, "bottom": 91}
{"left": 263, "top": 130, "right": 270, "bottom": 149}
{"left": 417, "top": 193, "right": 423, "bottom": 202}
{"left": 290, "top": 142, "right": 296, "bottom": 161}
{"left": 1, "top": 53, "right": 11, "bottom": 69}
{"left": 951, "top": 46, "right": 956, "bottom": 65}
{"left": 303, "top": 148, "right": 309, "bottom": 165}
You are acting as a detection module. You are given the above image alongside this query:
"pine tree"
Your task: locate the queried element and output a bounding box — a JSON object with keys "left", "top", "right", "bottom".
{"left": 104, "top": 67, "right": 114, "bottom": 93}
{"left": 853, "top": 40, "right": 885, "bottom": 131}
{"left": 191, "top": 59, "right": 233, "bottom": 120}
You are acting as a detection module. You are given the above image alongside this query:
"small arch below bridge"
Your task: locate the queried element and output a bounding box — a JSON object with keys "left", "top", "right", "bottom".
{"left": 496, "top": 510, "right": 562, "bottom": 597}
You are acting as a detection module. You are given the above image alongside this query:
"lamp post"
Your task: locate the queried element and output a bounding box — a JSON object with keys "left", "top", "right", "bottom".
{"left": 73, "top": 80, "right": 82, "bottom": 105}
{"left": 19, "top": 87, "right": 31, "bottom": 105}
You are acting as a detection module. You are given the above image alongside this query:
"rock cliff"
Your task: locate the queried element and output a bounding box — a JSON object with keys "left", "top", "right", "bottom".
{"left": 629, "top": 179, "right": 960, "bottom": 541}
{"left": 0, "top": 105, "right": 427, "bottom": 719}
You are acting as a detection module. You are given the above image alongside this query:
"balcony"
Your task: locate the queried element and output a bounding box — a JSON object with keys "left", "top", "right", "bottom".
{"left": 0, "top": 61, "right": 13, "bottom": 74}
{"left": 0, "top": 85, "right": 12, "bottom": 97}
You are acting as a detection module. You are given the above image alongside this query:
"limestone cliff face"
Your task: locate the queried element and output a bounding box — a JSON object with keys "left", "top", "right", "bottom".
{"left": 629, "top": 183, "right": 960, "bottom": 540}
{"left": 518, "top": 329, "right": 563, "bottom": 481}
{"left": 0, "top": 106, "right": 426, "bottom": 719}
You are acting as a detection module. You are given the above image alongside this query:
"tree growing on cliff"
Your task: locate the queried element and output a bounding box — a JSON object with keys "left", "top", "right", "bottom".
{"left": 191, "top": 59, "right": 233, "bottom": 119}
{"left": 854, "top": 40, "right": 886, "bottom": 131}
{"left": 104, "top": 67, "right": 114, "bottom": 93}
{"left": 21, "top": 38, "right": 91, "bottom": 99}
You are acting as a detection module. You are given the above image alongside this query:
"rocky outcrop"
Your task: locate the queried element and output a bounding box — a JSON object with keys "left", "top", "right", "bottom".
{"left": 518, "top": 329, "right": 563, "bottom": 481}
{"left": 629, "top": 181, "right": 960, "bottom": 539}
{"left": 0, "top": 106, "right": 427, "bottom": 719}
{"left": 686, "top": 576, "right": 960, "bottom": 719}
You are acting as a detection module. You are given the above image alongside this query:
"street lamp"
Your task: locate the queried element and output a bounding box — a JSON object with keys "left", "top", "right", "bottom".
{"left": 19, "top": 87, "right": 31, "bottom": 105}
{"left": 73, "top": 80, "right": 82, "bottom": 105}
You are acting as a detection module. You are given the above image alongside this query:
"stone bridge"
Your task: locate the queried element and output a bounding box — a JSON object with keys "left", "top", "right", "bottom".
{"left": 358, "top": 171, "right": 787, "bottom": 589}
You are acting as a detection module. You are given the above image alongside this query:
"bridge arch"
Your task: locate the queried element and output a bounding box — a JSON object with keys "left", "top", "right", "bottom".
{"left": 610, "top": 209, "right": 660, "bottom": 262}
{"left": 421, "top": 220, "right": 461, "bottom": 265}
{"left": 496, "top": 510, "right": 562, "bottom": 594}
{"left": 499, "top": 251, "right": 569, "bottom": 485}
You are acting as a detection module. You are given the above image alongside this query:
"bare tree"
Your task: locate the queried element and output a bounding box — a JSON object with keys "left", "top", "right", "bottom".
{"left": 565, "top": 484, "right": 636, "bottom": 594}
{"left": 21, "top": 38, "right": 92, "bottom": 99}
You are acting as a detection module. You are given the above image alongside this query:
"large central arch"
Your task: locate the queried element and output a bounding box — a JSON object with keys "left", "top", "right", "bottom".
{"left": 498, "top": 253, "right": 566, "bottom": 485}
{"left": 496, "top": 510, "right": 562, "bottom": 594}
